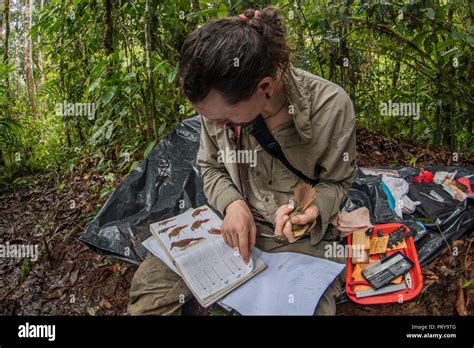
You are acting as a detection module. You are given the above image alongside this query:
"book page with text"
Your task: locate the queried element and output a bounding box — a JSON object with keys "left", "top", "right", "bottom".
{"left": 175, "top": 238, "right": 254, "bottom": 300}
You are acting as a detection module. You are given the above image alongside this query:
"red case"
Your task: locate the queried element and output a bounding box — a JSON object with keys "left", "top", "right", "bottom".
{"left": 345, "top": 223, "right": 423, "bottom": 305}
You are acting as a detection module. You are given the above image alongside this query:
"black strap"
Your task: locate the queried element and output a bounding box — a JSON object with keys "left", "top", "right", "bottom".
{"left": 244, "top": 115, "right": 319, "bottom": 185}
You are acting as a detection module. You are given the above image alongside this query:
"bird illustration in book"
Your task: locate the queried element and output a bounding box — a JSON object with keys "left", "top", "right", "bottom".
{"left": 192, "top": 207, "right": 209, "bottom": 217}
{"left": 191, "top": 219, "right": 210, "bottom": 231}
{"left": 170, "top": 237, "right": 205, "bottom": 251}
{"left": 168, "top": 225, "right": 188, "bottom": 240}
{"left": 159, "top": 217, "right": 175, "bottom": 226}
{"left": 208, "top": 228, "right": 221, "bottom": 235}
{"left": 157, "top": 224, "right": 177, "bottom": 234}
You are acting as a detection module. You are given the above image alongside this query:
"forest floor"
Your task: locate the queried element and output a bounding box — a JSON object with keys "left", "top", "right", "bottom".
{"left": 1, "top": 128, "right": 473, "bottom": 316}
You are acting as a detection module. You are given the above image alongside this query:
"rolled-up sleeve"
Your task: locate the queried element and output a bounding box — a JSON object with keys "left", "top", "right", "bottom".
{"left": 196, "top": 117, "right": 244, "bottom": 215}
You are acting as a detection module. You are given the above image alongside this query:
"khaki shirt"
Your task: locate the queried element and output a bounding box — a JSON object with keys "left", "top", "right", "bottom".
{"left": 196, "top": 65, "right": 357, "bottom": 246}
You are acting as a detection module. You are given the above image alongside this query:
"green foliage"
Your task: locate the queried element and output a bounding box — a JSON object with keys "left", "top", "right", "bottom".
{"left": 0, "top": 0, "right": 472, "bottom": 184}
{"left": 462, "top": 278, "right": 474, "bottom": 288}
{"left": 19, "top": 257, "right": 32, "bottom": 283}
{"left": 299, "top": 0, "right": 473, "bottom": 152}
{"left": 0, "top": 117, "right": 22, "bottom": 150}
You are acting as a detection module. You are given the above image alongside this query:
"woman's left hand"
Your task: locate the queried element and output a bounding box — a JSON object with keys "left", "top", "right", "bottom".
{"left": 274, "top": 203, "right": 319, "bottom": 243}
{"left": 290, "top": 204, "right": 319, "bottom": 226}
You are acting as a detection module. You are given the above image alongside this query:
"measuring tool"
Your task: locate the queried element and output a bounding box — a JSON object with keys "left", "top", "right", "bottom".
{"left": 362, "top": 251, "right": 414, "bottom": 289}
{"left": 355, "top": 282, "right": 408, "bottom": 298}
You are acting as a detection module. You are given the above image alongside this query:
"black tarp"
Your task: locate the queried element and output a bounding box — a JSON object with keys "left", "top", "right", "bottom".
{"left": 79, "top": 116, "right": 474, "bottom": 268}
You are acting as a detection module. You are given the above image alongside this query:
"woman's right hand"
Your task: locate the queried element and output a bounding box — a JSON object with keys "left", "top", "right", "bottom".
{"left": 221, "top": 199, "right": 256, "bottom": 264}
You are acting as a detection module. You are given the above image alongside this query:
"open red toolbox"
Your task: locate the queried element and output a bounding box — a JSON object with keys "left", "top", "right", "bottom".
{"left": 346, "top": 223, "right": 423, "bottom": 305}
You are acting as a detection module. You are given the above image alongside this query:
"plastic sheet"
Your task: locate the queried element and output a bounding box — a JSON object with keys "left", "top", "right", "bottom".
{"left": 79, "top": 116, "right": 207, "bottom": 264}
{"left": 80, "top": 116, "right": 474, "bottom": 268}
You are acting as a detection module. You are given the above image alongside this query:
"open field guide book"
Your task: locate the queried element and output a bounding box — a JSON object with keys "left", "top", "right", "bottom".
{"left": 144, "top": 205, "right": 266, "bottom": 307}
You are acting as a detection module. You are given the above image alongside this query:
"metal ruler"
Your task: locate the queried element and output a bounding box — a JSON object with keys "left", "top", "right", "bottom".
{"left": 355, "top": 282, "right": 407, "bottom": 298}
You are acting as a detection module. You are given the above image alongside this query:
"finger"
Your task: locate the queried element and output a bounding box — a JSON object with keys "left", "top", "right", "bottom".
{"left": 230, "top": 230, "right": 239, "bottom": 250}
{"left": 221, "top": 229, "right": 230, "bottom": 246}
{"left": 274, "top": 213, "right": 289, "bottom": 236}
{"left": 249, "top": 223, "right": 257, "bottom": 248}
{"left": 291, "top": 207, "right": 318, "bottom": 225}
{"left": 283, "top": 220, "right": 297, "bottom": 243}
{"left": 275, "top": 203, "right": 295, "bottom": 219}
{"left": 238, "top": 229, "right": 250, "bottom": 264}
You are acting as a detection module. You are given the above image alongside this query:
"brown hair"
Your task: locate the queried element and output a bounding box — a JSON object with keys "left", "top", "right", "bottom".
{"left": 178, "top": 6, "right": 290, "bottom": 105}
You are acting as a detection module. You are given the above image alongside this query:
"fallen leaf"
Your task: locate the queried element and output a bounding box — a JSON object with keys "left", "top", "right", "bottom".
{"left": 70, "top": 269, "right": 79, "bottom": 286}
{"left": 423, "top": 269, "right": 439, "bottom": 280}
{"left": 455, "top": 281, "right": 467, "bottom": 316}
{"left": 108, "top": 263, "right": 128, "bottom": 277}
{"left": 86, "top": 306, "right": 99, "bottom": 316}
{"left": 42, "top": 289, "right": 64, "bottom": 300}
{"left": 99, "top": 298, "right": 112, "bottom": 309}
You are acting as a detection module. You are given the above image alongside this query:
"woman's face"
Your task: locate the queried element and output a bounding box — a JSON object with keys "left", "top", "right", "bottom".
{"left": 192, "top": 77, "right": 273, "bottom": 129}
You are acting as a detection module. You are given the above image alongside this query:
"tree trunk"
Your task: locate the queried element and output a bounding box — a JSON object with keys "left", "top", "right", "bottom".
{"left": 14, "top": 6, "right": 19, "bottom": 100}
{"left": 0, "top": 4, "right": 3, "bottom": 46}
{"left": 37, "top": 0, "right": 45, "bottom": 88}
{"left": 0, "top": 0, "right": 5, "bottom": 171}
{"left": 24, "top": 0, "right": 39, "bottom": 119}
{"left": 3, "top": 0, "right": 11, "bottom": 96}
{"left": 103, "top": 0, "right": 118, "bottom": 71}
{"left": 59, "top": 21, "right": 71, "bottom": 146}
{"left": 103, "top": 0, "right": 114, "bottom": 57}
{"left": 328, "top": 48, "right": 336, "bottom": 81}
{"left": 434, "top": 91, "right": 441, "bottom": 146}
{"left": 144, "top": 0, "right": 157, "bottom": 139}
{"left": 76, "top": 120, "right": 84, "bottom": 143}
{"left": 391, "top": 56, "right": 401, "bottom": 90}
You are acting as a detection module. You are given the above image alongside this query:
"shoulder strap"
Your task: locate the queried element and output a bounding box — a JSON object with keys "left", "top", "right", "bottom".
{"left": 244, "top": 115, "right": 319, "bottom": 186}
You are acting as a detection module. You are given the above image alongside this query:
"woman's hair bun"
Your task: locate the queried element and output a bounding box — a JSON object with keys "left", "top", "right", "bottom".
{"left": 242, "top": 6, "right": 286, "bottom": 35}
